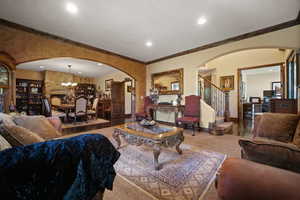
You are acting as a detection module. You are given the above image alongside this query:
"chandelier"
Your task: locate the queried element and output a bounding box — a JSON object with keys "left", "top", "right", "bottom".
{"left": 61, "top": 64, "right": 78, "bottom": 87}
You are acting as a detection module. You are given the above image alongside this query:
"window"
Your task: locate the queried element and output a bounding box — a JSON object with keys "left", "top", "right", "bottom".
{"left": 287, "top": 54, "right": 297, "bottom": 99}
{"left": 0, "top": 64, "right": 9, "bottom": 112}
{"left": 171, "top": 81, "right": 179, "bottom": 91}
{"left": 0, "top": 65, "right": 8, "bottom": 86}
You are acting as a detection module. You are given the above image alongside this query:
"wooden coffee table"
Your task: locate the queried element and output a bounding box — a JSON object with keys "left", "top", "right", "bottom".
{"left": 113, "top": 122, "right": 184, "bottom": 170}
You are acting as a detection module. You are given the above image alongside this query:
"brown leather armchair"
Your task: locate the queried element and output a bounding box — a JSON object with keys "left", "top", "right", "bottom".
{"left": 216, "top": 158, "right": 300, "bottom": 200}
{"left": 239, "top": 113, "right": 300, "bottom": 173}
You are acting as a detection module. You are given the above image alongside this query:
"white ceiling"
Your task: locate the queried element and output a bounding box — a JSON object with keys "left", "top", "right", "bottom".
{"left": 0, "top": 0, "right": 299, "bottom": 62}
{"left": 17, "top": 58, "right": 120, "bottom": 78}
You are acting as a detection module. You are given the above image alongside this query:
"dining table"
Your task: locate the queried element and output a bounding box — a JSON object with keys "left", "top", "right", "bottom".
{"left": 52, "top": 104, "right": 75, "bottom": 121}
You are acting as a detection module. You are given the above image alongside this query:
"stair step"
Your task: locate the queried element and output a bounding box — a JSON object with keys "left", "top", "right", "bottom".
{"left": 215, "top": 122, "right": 233, "bottom": 135}
{"left": 215, "top": 116, "right": 224, "bottom": 124}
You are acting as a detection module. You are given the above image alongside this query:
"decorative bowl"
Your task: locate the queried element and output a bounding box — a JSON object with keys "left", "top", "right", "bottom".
{"left": 139, "top": 119, "right": 156, "bottom": 127}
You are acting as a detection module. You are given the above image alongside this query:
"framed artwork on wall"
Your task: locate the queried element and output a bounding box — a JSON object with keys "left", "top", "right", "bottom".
{"left": 220, "top": 75, "right": 234, "bottom": 91}
{"left": 105, "top": 79, "right": 113, "bottom": 91}
{"left": 127, "top": 85, "right": 132, "bottom": 93}
{"left": 272, "top": 81, "right": 281, "bottom": 96}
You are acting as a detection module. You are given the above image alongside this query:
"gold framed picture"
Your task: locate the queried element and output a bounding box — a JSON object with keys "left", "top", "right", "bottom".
{"left": 220, "top": 75, "right": 234, "bottom": 91}
{"left": 105, "top": 79, "right": 113, "bottom": 91}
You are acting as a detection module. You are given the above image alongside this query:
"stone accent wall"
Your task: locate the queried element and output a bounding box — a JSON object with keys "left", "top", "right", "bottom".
{"left": 44, "top": 70, "right": 95, "bottom": 96}
{"left": 0, "top": 23, "right": 146, "bottom": 112}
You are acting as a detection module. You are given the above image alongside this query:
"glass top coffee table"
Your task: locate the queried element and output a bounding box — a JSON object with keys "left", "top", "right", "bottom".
{"left": 113, "top": 122, "right": 184, "bottom": 170}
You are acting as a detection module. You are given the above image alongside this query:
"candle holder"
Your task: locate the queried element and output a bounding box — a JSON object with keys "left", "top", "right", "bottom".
{"left": 149, "top": 88, "right": 159, "bottom": 104}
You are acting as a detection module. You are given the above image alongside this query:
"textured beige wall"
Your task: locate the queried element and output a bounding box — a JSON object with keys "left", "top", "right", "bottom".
{"left": 16, "top": 69, "right": 44, "bottom": 80}
{"left": 147, "top": 25, "right": 300, "bottom": 118}
{"left": 0, "top": 23, "right": 146, "bottom": 112}
{"left": 245, "top": 71, "right": 281, "bottom": 100}
{"left": 44, "top": 70, "right": 95, "bottom": 96}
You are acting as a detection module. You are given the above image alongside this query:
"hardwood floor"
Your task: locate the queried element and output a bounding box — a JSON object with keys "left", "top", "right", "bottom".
{"left": 79, "top": 125, "right": 243, "bottom": 200}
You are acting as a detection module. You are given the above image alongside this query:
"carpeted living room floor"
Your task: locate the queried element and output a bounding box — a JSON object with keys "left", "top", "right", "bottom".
{"left": 75, "top": 126, "right": 242, "bottom": 200}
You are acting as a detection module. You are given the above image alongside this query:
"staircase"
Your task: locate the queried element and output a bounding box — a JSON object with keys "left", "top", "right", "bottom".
{"left": 198, "top": 75, "right": 233, "bottom": 135}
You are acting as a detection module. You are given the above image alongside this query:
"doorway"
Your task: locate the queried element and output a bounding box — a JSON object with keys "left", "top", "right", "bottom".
{"left": 238, "top": 63, "right": 284, "bottom": 132}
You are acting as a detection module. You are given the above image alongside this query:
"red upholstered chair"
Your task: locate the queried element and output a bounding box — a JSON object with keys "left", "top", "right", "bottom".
{"left": 176, "top": 95, "right": 201, "bottom": 136}
{"left": 135, "top": 96, "right": 153, "bottom": 121}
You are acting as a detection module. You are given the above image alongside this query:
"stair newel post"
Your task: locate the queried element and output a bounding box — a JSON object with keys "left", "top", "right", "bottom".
{"left": 224, "top": 91, "right": 230, "bottom": 122}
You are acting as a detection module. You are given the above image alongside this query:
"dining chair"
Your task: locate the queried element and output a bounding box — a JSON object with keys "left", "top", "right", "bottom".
{"left": 135, "top": 96, "right": 153, "bottom": 121}
{"left": 41, "top": 97, "right": 66, "bottom": 121}
{"left": 176, "top": 95, "right": 201, "bottom": 136}
{"left": 68, "top": 96, "right": 88, "bottom": 122}
{"left": 87, "top": 97, "right": 99, "bottom": 120}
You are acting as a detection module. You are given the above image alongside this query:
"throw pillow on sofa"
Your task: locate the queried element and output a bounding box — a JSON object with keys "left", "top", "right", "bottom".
{"left": 293, "top": 122, "right": 300, "bottom": 148}
{"left": 0, "top": 113, "right": 16, "bottom": 126}
{"left": 0, "top": 122, "right": 45, "bottom": 146}
{"left": 0, "top": 134, "right": 12, "bottom": 151}
{"left": 256, "top": 113, "right": 300, "bottom": 142}
{"left": 13, "top": 115, "right": 61, "bottom": 140}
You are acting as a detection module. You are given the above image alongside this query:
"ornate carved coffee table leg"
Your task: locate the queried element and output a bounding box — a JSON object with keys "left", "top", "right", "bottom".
{"left": 153, "top": 144, "right": 161, "bottom": 170}
{"left": 113, "top": 129, "right": 121, "bottom": 149}
{"left": 176, "top": 133, "right": 184, "bottom": 154}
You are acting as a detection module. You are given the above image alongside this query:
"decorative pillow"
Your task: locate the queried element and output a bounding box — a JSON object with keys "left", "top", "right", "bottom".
{"left": 0, "top": 122, "right": 44, "bottom": 146}
{"left": 0, "top": 113, "right": 16, "bottom": 126}
{"left": 239, "top": 137, "right": 300, "bottom": 173}
{"left": 13, "top": 115, "right": 61, "bottom": 140}
{"left": 0, "top": 134, "right": 12, "bottom": 151}
{"left": 293, "top": 121, "right": 300, "bottom": 148}
{"left": 256, "top": 113, "right": 300, "bottom": 143}
{"left": 47, "top": 116, "right": 62, "bottom": 133}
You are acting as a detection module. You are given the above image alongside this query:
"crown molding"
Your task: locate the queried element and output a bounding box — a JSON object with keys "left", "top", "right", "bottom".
{"left": 146, "top": 10, "right": 300, "bottom": 65}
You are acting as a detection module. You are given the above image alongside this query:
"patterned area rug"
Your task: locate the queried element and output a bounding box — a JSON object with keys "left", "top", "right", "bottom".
{"left": 113, "top": 142, "right": 226, "bottom": 200}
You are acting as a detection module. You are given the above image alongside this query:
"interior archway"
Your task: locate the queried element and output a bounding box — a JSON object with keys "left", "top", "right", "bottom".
{"left": 198, "top": 47, "right": 293, "bottom": 128}
{"left": 16, "top": 57, "right": 135, "bottom": 118}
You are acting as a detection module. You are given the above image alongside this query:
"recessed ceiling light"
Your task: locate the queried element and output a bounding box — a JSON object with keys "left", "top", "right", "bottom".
{"left": 146, "top": 41, "right": 153, "bottom": 47}
{"left": 97, "top": 63, "right": 102, "bottom": 66}
{"left": 197, "top": 17, "right": 207, "bottom": 25}
{"left": 39, "top": 66, "right": 44, "bottom": 69}
{"left": 66, "top": 2, "right": 78, "bottom": 14}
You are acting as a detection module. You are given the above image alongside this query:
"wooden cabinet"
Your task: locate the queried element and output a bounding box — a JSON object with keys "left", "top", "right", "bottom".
{"left": 16, "top": 79, "right": 43, "bottom": 115}
{"left": 75, "top": 83, "right": 96, "bottom": 99}
{"left": 97, "top": 99, "right": 111, "bottom": 119}
{"left": 243, "top": 103, "right": 262, "bottom": 120}
{"left": 97, "top": 81, "right": 125, "bottom": 124}
{"left": 270, "top": 99, "right": 297, "bottom": 114}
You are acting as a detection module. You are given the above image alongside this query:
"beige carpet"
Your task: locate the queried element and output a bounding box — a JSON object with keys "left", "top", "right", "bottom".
{"left": 77, "top": 126, "right": 242, "bottom": 200}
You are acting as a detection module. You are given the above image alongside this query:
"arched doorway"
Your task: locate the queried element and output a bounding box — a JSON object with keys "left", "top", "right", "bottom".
{"left": 16, "top": 57, "right": 136, "bottom": 122}
{"left": 198, "top": 48, "right": 294, "bottom": 135}
{"left": 0, "top": 52, "right": 16, "bottom": 113}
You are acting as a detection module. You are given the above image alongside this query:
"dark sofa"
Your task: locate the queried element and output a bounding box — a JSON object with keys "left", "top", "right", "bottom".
{"left": 0, "top": 113, "right": 120, "bottom": 200}
{"left": 239, "top": 113, "right": 300, "bottom": 173}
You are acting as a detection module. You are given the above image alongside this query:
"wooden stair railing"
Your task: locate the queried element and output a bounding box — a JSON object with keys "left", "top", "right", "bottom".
{"left": 198, "top": 75, "right": 230, "bottom": 121}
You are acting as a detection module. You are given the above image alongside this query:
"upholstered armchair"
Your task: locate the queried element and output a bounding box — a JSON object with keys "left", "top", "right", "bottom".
{"left": 87, "top": 97, "right": 99, "bottom": 119}
{"left": 41, "top": 97, "right": 66, "bottom": 120}
{"left": 135, "top": 96, "right": 153, "bottom": 121}
{"left": 176, "top": 95, "right": 201, "bottom": 136}
{"left": 239, "top": 113, "right": 300, "bottom": 173}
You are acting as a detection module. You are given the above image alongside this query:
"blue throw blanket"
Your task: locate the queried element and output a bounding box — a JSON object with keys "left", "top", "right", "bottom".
{"left": 0, "top": 134, "right": 120, "bottom": 200}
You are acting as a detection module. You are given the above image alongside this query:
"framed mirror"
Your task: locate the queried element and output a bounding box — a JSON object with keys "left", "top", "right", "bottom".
{"left": 151, "top": 68, "right": 183, "bottom": 95}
